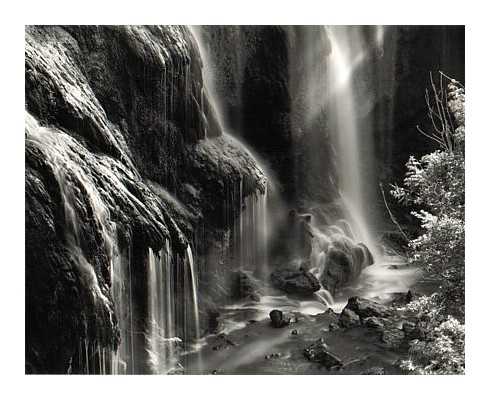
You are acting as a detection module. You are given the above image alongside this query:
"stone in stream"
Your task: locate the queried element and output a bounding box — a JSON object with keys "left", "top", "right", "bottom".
{"left": 269, "top": 309, "right": 290, "bottom": 328}
{"left": 339, "top": 308, "right": 361, "bottom": 328}
{"left": 304, "top": 339, "right": 343, "bottom": 369}
{"left": 270, "top": 268, "right": 321, "bottom": 295}
{"left": 345, "top": 296, "right": 392, "bottom": 319}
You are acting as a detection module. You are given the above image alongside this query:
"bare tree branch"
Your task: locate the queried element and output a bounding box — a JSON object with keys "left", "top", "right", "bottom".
{"left": 379, "top": 182, "right": 410, "bottom": 243}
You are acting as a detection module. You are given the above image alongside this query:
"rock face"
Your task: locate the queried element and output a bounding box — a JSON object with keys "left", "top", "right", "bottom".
{"left": 196, "top": 26, "right": 464, "bottom": 212}
{"left": 196, "top": 26, "right": 336, "bottom": 205}
{"left": 25, "top": 25, "right": 265, "bottom": 374}
{"left": 270, "top": 268, "right": 321, "bottom": 295}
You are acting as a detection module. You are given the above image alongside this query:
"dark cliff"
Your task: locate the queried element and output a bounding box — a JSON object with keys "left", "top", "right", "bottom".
{"left": 25, "top": 25, "right": 265, "bottom": 373}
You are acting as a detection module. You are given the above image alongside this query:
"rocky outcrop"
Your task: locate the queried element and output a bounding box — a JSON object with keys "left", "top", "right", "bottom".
{"left": 339, "top": 308, "right": 361, "bottom": 328}
{"left": 320, "top": 241, "right": 374, "bottom": 295}
{"left": 25, "top": 25, "right": 265, "bottom": 373}
{"left": 345, "top": 297, "right": 392, "bottom": 320}
{"left": 270, "top": 268, "right": 321, "bottom": 296}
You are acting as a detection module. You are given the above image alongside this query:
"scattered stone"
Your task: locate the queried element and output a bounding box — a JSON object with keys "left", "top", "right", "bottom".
{"left": 362, "top": 367, "right": 385, "bottom": 375}
{"left": 291, "top": 329, "right": 299, "bottom": 335}
{"left": 269, "top": 309, "right": 290, "bottom": 328}
{"left": 304, "top": 339, "right": 343, "bottom": 369}
{"left": 339, "top": 308, "right": 361, "bottom": 328}
{"left": 345, "top": 296, "right": 392, "bottom": 319}
{"left": 248, "top": 319, "right": 257, "bottom": 324}
{"left": 270, "top": 268, "right": 321, "bottom": 295}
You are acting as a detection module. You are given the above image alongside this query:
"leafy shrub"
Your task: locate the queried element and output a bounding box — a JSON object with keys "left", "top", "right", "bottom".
{"left": 392, "top": 73, "right": 465, "bottom": 374}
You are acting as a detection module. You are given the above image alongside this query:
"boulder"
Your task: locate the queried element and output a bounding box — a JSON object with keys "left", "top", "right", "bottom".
{"left": 269, "top": 309, "right": 290, "bottom": 328}
{"left": 320, "top": 248, "right": 359, "bottom": 295}
{"left": 357, "top": 243, "right": 374, "bottom": 267}
{"left": 345, "top": 297, "right": 392, "bottom": 319}
{"left": 304, "top": 339, "right": 343, "bottom": 369}
{"left": 270, "top": 268, "right": 320, "bottom": 295}
{"left": 339, "top": 308, "right": 361, "bottom": 328}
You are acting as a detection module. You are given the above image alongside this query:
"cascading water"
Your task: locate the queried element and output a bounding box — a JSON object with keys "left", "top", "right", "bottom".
{"left": 111, "top": 245, "right": 136, "bottom": 374}
{"left": 27, "top": 109, "right": 204, "bottom": 374}
{"left": 26, "top": 112, "right": 117, "bottom": 374}
{"left": 147, "top": 242, "right": 179, "bottom": 374}
{"left": 324, "top": 25, "right": 379, "bottom": 258}
{"left": 305, "top": 26, "right": 421, "bottom": 306}
{"left": 236, "top": 186, "right": 269, "bottom": 275}
{"left": 191, "top": 26, "right": 270, "bottom": 279}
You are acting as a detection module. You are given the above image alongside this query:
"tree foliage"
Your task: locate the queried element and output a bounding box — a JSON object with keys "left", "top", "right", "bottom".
{"left": 391, "top": 72, "right": 465, "bottom": 374}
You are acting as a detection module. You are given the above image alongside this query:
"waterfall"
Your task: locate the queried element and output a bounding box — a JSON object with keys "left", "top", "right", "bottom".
{"left": 190, "top": 26, "right": 270, "bottom": 277}
{"left": 111, "top": 245, "right": 136, "bottom": 374}
{"left": 185, "top": 245, "right": 201, "bottom": 344}
{"left": 26, "top": 112, "right": 117, "bottom": 374}
{"left": 27, "top": 111, "right": 203, "bottom": 374}
{"left": 324, "top": 26, "right": 381, "bottom": 260}
{"left": 234, "top": 186, "right": 269, "bottom": 277}
{"left": 147, "top": 242, "right": 181, "bottom": 374}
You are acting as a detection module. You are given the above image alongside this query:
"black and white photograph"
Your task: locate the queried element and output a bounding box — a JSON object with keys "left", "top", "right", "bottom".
{"left": 23, "top": 23, "right": 466, "bottom": 376}
{"left": 4, "top": 0, "right": 488, "bottom": 396}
